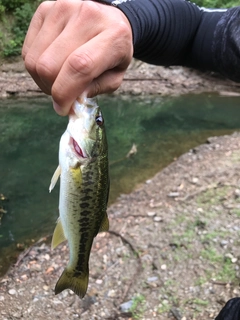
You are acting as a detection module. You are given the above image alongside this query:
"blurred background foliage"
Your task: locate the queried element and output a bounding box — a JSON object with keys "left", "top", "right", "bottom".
{"left": 0, "top": 0, "right": 239, "bottom": 58}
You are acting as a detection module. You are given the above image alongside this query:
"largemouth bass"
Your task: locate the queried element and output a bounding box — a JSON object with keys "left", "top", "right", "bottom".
{"left": 49, "top": 96, "right": 109, "bottom": 298}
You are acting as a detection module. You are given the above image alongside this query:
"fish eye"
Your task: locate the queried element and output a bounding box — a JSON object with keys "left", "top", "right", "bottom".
{"left": 95, "top": 115, "right": 104, "bottom": 126}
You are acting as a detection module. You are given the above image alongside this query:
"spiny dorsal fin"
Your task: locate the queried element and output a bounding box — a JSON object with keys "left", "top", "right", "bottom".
{"left": 51, "top": 218, "right": 66, "bottom": 249}
{"left": 98, "top": 213, "right": 109, "bottom": 233}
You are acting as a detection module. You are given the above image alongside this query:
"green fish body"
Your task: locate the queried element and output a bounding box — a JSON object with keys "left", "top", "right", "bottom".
{"left": 49, "top": 96, "right": 109, "bottom": 298}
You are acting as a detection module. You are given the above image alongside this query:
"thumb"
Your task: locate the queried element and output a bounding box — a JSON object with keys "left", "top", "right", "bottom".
{"left": 86, "top": 68, "right": 127, "bottom": 97}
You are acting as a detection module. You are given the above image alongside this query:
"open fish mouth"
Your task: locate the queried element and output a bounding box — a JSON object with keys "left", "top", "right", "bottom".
{"left": 72, "top": 138, "right": 86, "bottom": 158}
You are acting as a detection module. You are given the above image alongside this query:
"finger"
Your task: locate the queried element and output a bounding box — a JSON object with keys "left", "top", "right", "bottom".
{"left": 23, "top": 0, "right": 83, "bottom": 86}
{"left": 86, "top": 68, "right": 126, "bottom": 97}
{"left": 23, "top": 1, "right": 102, "bottom": 96}
{"left": 32, "top": 23, "right": 98, "bottom": 89}
{"left": 52, "top": 68, "right": 126, "bottom": 114}
{"left": 22, "top": 1, "right": 54, "bottom": 59}
{"left": 25, "top": 25, "right": 98, "bottom": 96}
{"left": 22, "top": 1, "right": 66, "bottom": 94}
{"left": 51, "top": 29, "right": 132, "bottom": 114}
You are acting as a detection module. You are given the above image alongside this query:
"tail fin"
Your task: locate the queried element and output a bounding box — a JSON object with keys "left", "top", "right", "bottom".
{"left": 55, "top": 267, "right": 89, "bottom": 298}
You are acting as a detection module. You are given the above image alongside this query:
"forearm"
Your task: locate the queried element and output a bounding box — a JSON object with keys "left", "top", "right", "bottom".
{"left": 95, "top": 0, "right": 240, "bottom": 81}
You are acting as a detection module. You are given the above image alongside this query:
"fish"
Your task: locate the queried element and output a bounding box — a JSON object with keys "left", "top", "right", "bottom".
{"left": 49, "top": 96, "right": 109, "bottom": 298}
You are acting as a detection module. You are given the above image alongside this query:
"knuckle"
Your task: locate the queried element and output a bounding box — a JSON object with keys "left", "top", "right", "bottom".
{"left": 37, "top": 1, "right": 48, "bottom": 13}
{"left": 93, "top": 81, "right": 101, "bottom": 96}
{"left": 108, "top": 25, "right": 133, "bottom": 65}
{"left": 68, "top": 52, "right": 94, "bottom": 77}
{"left": 51, "top": 85, "right": 64, "bottom": 103}
{"left": 115, "top": 20, "right": 130, "bottom": 37}
{"left": 36, "top": 56, "right": 56, "bottom": 79}
{"left": 113, "top": 21, "right": 132, "bottom": 46}
{"left": 21, "top": 46, "right": 28, "bottom": 60}
{"left": 108, "top": 71, "right": 124, "bottom": 92}
{"left": 108, "top": 77, "right": 122, "bottom": 93}
{"left": 79, "top": 1, "right": 101, "bottom": 21}
{"left": 34, "top": 1, "right": 53, "bottom": 22}
{"left": 24, "top": 53, "right": 37, "bottom": 74}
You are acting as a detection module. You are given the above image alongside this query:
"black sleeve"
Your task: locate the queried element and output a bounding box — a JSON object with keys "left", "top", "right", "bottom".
{"left": 94, "top": 0, "right": 240, "bottom": 82}
{"left": 215, "top": 297, "right": 240, "bottom": 320}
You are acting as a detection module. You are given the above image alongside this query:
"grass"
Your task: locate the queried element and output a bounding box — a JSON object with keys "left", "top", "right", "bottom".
{"left": 192, "top": 298, "right": 209, "bottom": 306}
{"left": 158, "top": 300, "right": 170, "bottom": 314}
{"left": 195, "top": 276, "right": 208, "bottom": 286}
{"left": 216, "top": 257, "right": 237, "bottom": 282}
{"left": 200, "top": 247, "right": 222, "bottom": 262}
{"left": 200, "top": 247, "right": 236, "bottom": 282}
{"left": 130, "top": 294, "right": 146, "bottom": 319}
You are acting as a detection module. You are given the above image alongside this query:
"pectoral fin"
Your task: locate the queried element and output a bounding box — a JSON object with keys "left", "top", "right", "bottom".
{"left": 98, "top": 212, "right": 109, "bottom": 233}
{"left": 51, "top": 218, "right": 66, "bottom": 249}
{"left": 49, "top": 165, "right": 61, "bottom": 193}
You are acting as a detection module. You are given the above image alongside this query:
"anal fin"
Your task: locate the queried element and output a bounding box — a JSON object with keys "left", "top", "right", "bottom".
{"left": 51, "top": 218, "right": 66, "bottom": 249}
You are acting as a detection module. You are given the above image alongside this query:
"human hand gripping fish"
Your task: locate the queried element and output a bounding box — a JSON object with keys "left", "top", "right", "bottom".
{"left": 49, "top": 95, "right": 109, "bottom": 298}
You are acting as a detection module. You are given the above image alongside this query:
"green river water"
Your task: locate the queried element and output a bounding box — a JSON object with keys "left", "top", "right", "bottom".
{"left": 0, "top": 93, "right": 240, "bottom": 274}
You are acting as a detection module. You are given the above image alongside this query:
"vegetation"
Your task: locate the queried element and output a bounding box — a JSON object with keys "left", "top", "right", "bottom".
{"left": 194, "top": 0, "right": 239, "bottom": 8}
{"left": 0, "top": 0, "right": 239, "bottom": 58}
{"left": 0, "top": 0, "right": 41, "bottom": 57}
{"left": 130, "top": 294, "right": 146, "bottom": 319}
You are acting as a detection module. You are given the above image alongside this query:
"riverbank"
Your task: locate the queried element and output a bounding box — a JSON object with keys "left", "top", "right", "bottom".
{"left": 1, "top": 57, "right": 240, "bottom": 98}
{"left": 1, "top": 58, "right": 240, "bottom": 319}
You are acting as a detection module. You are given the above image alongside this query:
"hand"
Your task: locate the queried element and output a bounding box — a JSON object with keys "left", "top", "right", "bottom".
{"left": 22, "top": 0, "right": 133, "bottom": 115}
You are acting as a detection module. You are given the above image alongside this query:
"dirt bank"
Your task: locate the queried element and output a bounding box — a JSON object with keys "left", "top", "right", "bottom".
{"left": 1, "top": 57, "right": 240, "bottom": 98}
{"left": 1, "top": 58, "right": 240, "bottom": 319}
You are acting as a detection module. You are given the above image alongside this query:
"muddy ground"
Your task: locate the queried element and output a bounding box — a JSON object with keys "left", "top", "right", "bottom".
{"left": 1, "top": 58, "right": 240, "bottom": 319}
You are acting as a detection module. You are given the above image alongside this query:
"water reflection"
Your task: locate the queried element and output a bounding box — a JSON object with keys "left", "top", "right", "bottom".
{"left": 0, "top": 93, "right": 239, "bottom": 274}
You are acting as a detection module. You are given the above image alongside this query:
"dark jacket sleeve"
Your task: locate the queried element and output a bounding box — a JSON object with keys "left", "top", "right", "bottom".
{"left": 215, "top": 297, "right": 240, "bottom": 320}
{"left": 94, "top": 0, "right": 240, "bottom": 82}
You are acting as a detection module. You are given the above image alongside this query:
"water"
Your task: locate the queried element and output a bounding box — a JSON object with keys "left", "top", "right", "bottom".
{"left": 0, "top": 93, "right": 240, "bottom": 274}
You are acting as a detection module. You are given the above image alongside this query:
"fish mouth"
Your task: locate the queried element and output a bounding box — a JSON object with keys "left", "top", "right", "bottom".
{"left": 72, "top": 138, "right": 86, "bottom": 158}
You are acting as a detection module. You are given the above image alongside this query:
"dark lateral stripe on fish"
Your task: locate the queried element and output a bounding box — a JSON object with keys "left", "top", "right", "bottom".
{"left": 79, "top": 210, "right": 91, "bottom": 216}
{"left": 81, "top": 181, "right": 94, "bottom": 187}
{"left": 81, "top": 188, "right": 94, "bottom": 194}
{"left": 80, "top": 195, "right": 92, "bottom": 201}
{"left": 80, "top": 203, "right": 89, "bottom": 208}
{"left": 78, "top": 216, "right": 90, "bottom": 223}
{"left": 78, "top": 221, "right": 90, "bottom": 229}
{"left": 75, "top": 232, "right": 93, "bottom": 271}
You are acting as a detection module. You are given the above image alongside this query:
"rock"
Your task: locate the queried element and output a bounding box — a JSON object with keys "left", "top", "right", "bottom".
{"left": 147, "top": 211, "right": 156, "bottom": 217}
{"left": 153, "top": 216, "right": 163, "bottom": 222}
{"left": 120, "top": 300, "right": 133, "bottom": 312}
{"left": 95, "top": 279, "right": 103, "bottom": 285}
{"left": 167, "top": 192, "right": 180, "bottom": 198}
{"left": 147, "top": 276, "right": 158, "bottom": 282}
{"left": 8, "top": 289, "right": 17, "bottom": 295}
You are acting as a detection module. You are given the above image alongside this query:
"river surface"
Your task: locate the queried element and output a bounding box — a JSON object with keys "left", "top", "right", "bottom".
{"left": 0, "top": 93, "right": 240, "bottom": 274}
